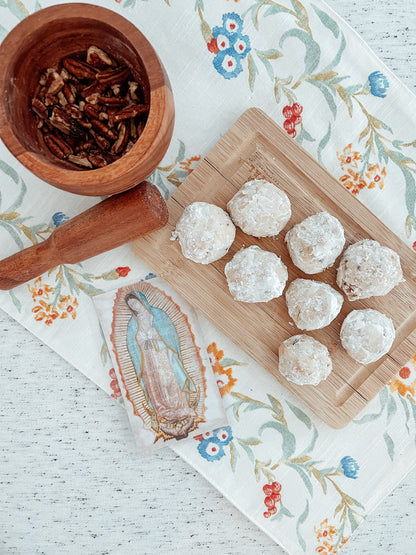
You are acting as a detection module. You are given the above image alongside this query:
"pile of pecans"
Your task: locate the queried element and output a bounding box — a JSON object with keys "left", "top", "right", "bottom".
{"left": 31, "top": 45, "right": 149, "bottom": 169}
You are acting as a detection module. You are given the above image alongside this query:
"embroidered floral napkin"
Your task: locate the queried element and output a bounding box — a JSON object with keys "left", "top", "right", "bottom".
{"left": 1, "top": 0, "right": 416, "bottom": 553}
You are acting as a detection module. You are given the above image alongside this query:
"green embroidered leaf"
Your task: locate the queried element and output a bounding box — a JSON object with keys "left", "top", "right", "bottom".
{"left": 323, "top": 33, "right": 346, "bottom": 73}
{"left": 383, "top": 431, "right": 395, "bottom": 461}
{"left": 317, "top": 123, "right": 331, "bottom": 165}
{"left": 221, "top": 357, "right": 245, "bottom": 368}
{"left": 286, "top": 400, "right": 312, "bottom": 429}
{"left": 0, "top": 221, "right": 24, "bottom": 249}
{"left": 347, "top": 508, "right": 359, "bottom": 533}
{"left": 308, "top": 80, "right": 336, "bottom": 117}
{"left": 247, "top": 53, "right": 258, "bottom": 92}
{"left": 256, "top": 54, "right": 274, "bottom": 81}
{"left": 259, "top": 421, "right": 296, "bottom": 459}
{"left": 352, "top": 412, "right": 382, "bottom": 425}
{"left": 229, "top": 440, "right": 239, "bottom": 472}
{"left": 312, "top": 4, "right": 340, "bottom": 37}
{"left": 7, "top": 0, "right": 29, "bottom": 21}
{"left": 296, "top": 500, "right": 309, "bottom": 552}
{"left": 374, "top": 133, "right": 389, "bottom": 164}
{"left": 399, "top": 395, "right": 411, "bottom": 433}
{"left": 0, "top": 160, "right": 19, "bottom": 184}
{"left": 177, "top": 140, "right": 186, "bottom": 162}
{"left": 386, "top": 395, "right": 397, "bottom": 425}
{"left": 300, "top": 128, "right": 315, "bottom": 143}
{"left": 402, "top": 167, "right": 416, "bottom": 218}
{"left": 237, "top": 440, "right": 254, "bottom": 463}
{"left": 123, "top": 0, "right": 135, "bottom": 7}
{"left": 291, "top": 0, "right": 311, "bottom": 35}
{"left": 8, "top": 289, "right": 22, "bottom": 312}
{"left": 302, "top": 424, "right": 319, "bottom": 454}
{"left": 8, "top": 178, "right": 27, "bottom": 212}
{"left": 271, "top": 504, "right": 294, "bottom": 521}
{"left": 264, "top": 4, "right": 292, "bottom": 19}
{"left": 309, "top": 465, "right": 327, "bottom": 494}
{"left": 379, "top": 385, "right": 389, "bottom": 406}
{"left": 267, "top": 394, "right": 287, "bottom": 425}
{"left": 333, "top": 83, "right": 353, "bottom": 117}
{"left": 286, "top": 463, "right": 313, "bottom": 496}
{"left": 279, "top": 29, "right": 320, "bottom": 76}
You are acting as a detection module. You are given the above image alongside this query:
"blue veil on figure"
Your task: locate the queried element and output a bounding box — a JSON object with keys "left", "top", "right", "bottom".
{"left": 125, "top": 291, "right": 197, "bottom": 411}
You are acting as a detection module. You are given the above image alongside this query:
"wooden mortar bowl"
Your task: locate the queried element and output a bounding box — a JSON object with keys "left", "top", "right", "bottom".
{"left": 0, "top": 3, "right": 175, "bottom": 196}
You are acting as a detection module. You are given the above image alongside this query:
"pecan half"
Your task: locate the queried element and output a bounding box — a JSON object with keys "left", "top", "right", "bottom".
{"left": 44, "top": 133, "right": 72, "bottom": 159}
{"left": 45, "top": 70, "right": 65, "bottom": 95}
{"left": 96, "top": 95, "right": 128, "bottom": 107}
{"left": 50, "top": 106, "right": 83, "bottom": 137}
{"left": 88, "top": 151, "right": 108, "bottom": 167}
{"left": 84, "top": 103, "right": 100, "bottom": 120}
{"left": 82, "top": 80, "right": 107, "bottom": 98}
{"left": 112, "top": 122, "right": 130, "bottom": 155}
{"left": 31, "top": 97, "right": 48, "bottom": 119}
{"left": 91, "top": 132, "right": 111, "bottom": 151}
{"left": 91, "top": 119, "right": 117, "bottom": 140}
{"left": 113, "top": 104, "right": 149, "bottom": 122}
{"left": 74, "top": 139, "right": 94, "bottom": 153}
{"left": 63, "top": 58, "right": 96, "bottom": 80}
{"left": 96, "top": 65, "right": 130, "bottom": 86}
{"left": 63, "top": 82, "right": 77, "bottom": 104}
{"left": 87, "top": 45, "right": 116, "bottom": 68}
{"left": 67, "top": 153, "right": 93, "bottom": 168}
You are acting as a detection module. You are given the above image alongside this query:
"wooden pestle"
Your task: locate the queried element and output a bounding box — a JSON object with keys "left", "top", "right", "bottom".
{"left": 0, "top": 181, "right": 168, "bottom": 290}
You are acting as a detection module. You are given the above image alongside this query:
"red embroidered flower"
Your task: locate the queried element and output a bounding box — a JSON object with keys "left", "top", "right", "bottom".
{"left": 207, "top": 38, "right": 219, "bottom": 54}
{"left": 116, "top": 266, "right": 131, "bottom": 277}
{"left": 262, "top": 481, "right": 282, "bottom": 518}
{"left": 282, "top": 103, "right": 303, "bottom": 139}
{"left": 109, "top": 368, "right": 122, "bottom": 399}
{"left": 413, "top": 241, "right": 416, "bottom": 252}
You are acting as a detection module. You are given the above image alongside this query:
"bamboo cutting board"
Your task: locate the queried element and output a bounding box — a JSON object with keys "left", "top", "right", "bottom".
{"left": 132, "top": 108, "right": 416, "bottom": 428}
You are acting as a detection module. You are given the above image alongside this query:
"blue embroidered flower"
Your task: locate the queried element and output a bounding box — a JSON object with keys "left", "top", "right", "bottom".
{"left": 368, "top": 71, "right": 389, "bottom": 98}
{"left": 197, "top": 437, "right": 225, "bottom": 461}
{"left": 209, "top": 13, "right": 251, "bottom": 80}
{"left": 52, "top": 212, "right": 69, "bottom": 227}
{"left": 196, "top": 426, "right": 233, "bottom": 461}
{"left": 214, "top": 426, "right": 233, "bottom": 445}
{"left": 340, "top": 456, "right": 359, "bottom": 479}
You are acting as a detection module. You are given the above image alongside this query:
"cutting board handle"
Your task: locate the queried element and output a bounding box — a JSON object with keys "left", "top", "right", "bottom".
{"left": 0, "top": 181, "right": 168, "bottom": 290}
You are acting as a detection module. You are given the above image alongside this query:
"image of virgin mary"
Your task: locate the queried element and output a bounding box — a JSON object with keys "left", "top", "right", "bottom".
{"left": 125, "top": 291, "right": 199, "bottom": 440}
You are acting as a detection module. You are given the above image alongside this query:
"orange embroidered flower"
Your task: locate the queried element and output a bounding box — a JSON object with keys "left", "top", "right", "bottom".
{"left": 365, "top": 163, "right": 386, "bottom": 190}
{"left": 179, "top": 155, "right": 201, "bottom": 174}
{"left": 337, "top": 144, "right": 362, "bottom": 170}
{"left": 32, "top": 300, "right": 59, "bottom": 326}
{"left": 339, "top": 169, "right": 367, "bottom": 195}
{"left": 315, "top": 519, "right": 337, "bottom": 543}
{"left": 315, "top": 519, "right": 350, "bottom": 554}
{"left": 389, "top": 356, "right": 416, "bottom": 397}
{"left": 27, "top": 277, "right": 53, "bottom": 302}
{"left": 57, "top": 295, "right": 79, "bottom": 320}
{"left": 207, "top": 342, "right": 237, "bottom": 396}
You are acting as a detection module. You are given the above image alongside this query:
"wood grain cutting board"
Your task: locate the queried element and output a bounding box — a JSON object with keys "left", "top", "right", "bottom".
{"left": 132, "top": 107, "right": 416, "bottom": 428}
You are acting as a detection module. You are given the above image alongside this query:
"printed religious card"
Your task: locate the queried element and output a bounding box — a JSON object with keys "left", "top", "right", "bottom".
{"left": 94, "top": 276, "right": 228, "bottom": 453}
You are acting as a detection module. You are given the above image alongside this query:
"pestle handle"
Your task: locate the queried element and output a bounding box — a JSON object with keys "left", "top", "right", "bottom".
{"left": 0, "top": 181, "right": 168, "bottom": 290}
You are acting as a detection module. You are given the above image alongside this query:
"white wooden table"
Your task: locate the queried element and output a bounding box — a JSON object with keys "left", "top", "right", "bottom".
{"left": 1, "top": 1, "right": 415, "bottom": 553}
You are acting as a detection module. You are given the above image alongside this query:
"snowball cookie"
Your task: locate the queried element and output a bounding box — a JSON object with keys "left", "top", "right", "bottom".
{"left": 171, "top": 202, "right": 235, "bottom": 264}
{"left": 336, "top": 239, "right": 403, "bottom": 301}
{"left": 227, "top": 179, "right": 291, "bottom": 237}
{"left": 285, "top": 279, "right": 343, "bottom": 331}
{"left": 224, "top": 245, "right": 288, "bottom": 303}
{"left": 285, "top": 211, "right": 345, "bottom": 274}
{"left": 278, "top": 334, "right": 332, "bottom": 386}
{"left": 340, "top": 309, "right": 395, "bottom": 364}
